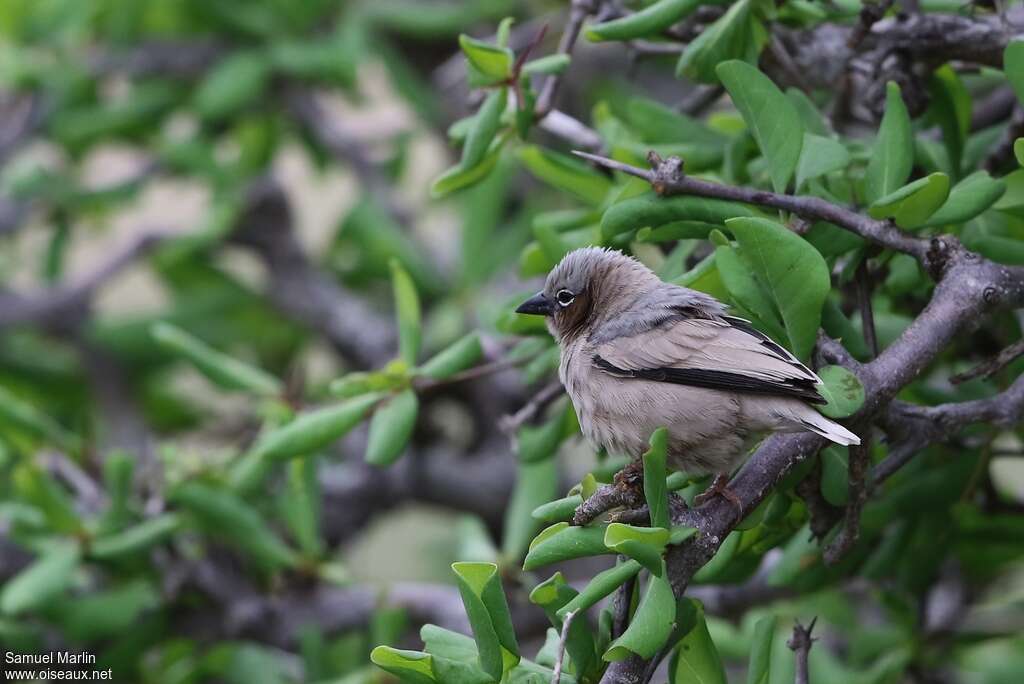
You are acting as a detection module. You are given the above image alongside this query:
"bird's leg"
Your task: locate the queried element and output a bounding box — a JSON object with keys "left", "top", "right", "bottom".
{"left": 693, "top": 472, "right": 743, "bottom": 512}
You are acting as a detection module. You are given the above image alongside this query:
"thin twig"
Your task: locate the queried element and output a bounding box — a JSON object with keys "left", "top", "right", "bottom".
{"left": 500, "top": 381, "right": 566, "bottom": 435}
{"left": 571, "top": 150, "right": 929, "bottom": 263}
{"left": 787, "top": 618, "right": 818, "bottom": 684}
{"left": 856, "top": 258, "right": 880, "bottom": 358}
{"left": 824, "top": 440, "right": 870, "bottom": 565}
{"left": 551, "top": 610, "right": 576, "bottom": 684}
{"left": 415, "top": 353, "right": 536, "bottom": 392}
{"left": 677, "top": 85, "right": 724, "bottom": 116}
{"left": 950, "top": 338, "right": 1024, "bottom": 384}
{"left": 535, "top": 0, "right": 597, "bottom": 117}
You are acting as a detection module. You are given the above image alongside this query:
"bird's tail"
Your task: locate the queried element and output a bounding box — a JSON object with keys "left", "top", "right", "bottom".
{"left": 798, "top": 410, "right": 861, "bottom": 446}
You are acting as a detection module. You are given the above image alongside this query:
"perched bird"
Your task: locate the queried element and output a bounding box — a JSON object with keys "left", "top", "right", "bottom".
{"left": 516, "top": 247, "right": 859, "bottom": 506}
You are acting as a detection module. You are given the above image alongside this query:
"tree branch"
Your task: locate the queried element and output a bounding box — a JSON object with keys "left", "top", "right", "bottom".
{"left": 787, "top": 618, "right": 817, "bottom": 684}
{"left": 594, "top": 148, "right": 1024, "bottom": 682}
{"left": 551, "top": 610, "right": 576, "bottom": 684}
{"left": 0, "top": 229, "right": 171, "bottom": 330}
{"left": 572, "top": 151, "right": 929, "bottom": 263}
{"left": 535, "top": 0, "right": 597, "bottom": 118}
{"left": 824, "top": 440, "right": 870, "bottom": 565}
{"left": 949, "top": 338, "right": 1024, "bottom": 385}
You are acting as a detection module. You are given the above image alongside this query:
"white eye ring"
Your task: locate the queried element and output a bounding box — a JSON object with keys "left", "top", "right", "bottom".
{"left": 556, "top": 289, "right": 575, "bottom": 307}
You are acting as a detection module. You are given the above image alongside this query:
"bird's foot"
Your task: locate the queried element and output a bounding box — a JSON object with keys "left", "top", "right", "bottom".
{"left": 693, "top": 473, "right": 743, "bottom": 512}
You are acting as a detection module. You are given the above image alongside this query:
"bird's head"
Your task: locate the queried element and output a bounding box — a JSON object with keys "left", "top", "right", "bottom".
{"left": 515, "top": 247, "right": 659, "bottom": 341}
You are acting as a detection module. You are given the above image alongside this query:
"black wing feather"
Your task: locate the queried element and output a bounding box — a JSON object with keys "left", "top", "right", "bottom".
{"left": 593, "top": 355, "right": 827, "bottom": 405}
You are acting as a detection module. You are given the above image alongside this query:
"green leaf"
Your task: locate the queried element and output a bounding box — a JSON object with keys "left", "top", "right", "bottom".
{"left": 928, "top": 65, "right": 970, "bottom": 175}
{"left": 391, "top": 260, "right": 422, "bottom": 365}
{"left": 151, "top": 322, "right": 282, "bottom": 396}
{"left": 503, "top": 457, "right": 560, "bottom": 562}
{"left": 59, "top": 579, "right": 158, "bottom": 642}
{"left": 864, "top": 82, "right": 912, "bottom": 205}
{"left": 816, "top": 365, "right": 865, "bottom": 418}
{"left": 0, "top": 386, "right": 80, "bottom": 453}
{"left": 193, "top": 52, "right": 270, "bottom": 121}
{"left": 677, "top": 0, "right": 764, "bottom": 84}
{"left": 521, "top": 54, "right": 571, "bottom": 76}
{"left": 459, "top": 34, "right": 513, "bottom": 86}
{"left": 528, "top": 573, "right": 599, "bottom": 679}
{"left": 370, "top": 647, "right": 436, "bottom": 684}
{"left": 604, "top": 570, "right": 676, "bottom": 661}
{"left": 586, "top": 0, "right": 699, "bottom": 42}
{"left": 821, "top": 447, "right": 849, "bottom": 506}
{"left": 1015, "top": 138, "right": 1024, "bottom": 166}
{"left": 723, "top": 217, "right": 831, "bottom": 360}
{"left": 786, "top": 88, "right": 830, "bottom": 137}
{"left": 89, "top": 513, "right": 182, "bottom": 560}
{"left": 517, "top": 404, "right": 572, "bottom": 463}
{"left": 462, "top": 87, "right": 507, "bottom": 170}
{"left": 922, "top": 171, "right": 1006, "bottom": 227}
{"left": 365, "top": 389, "right": 419, "bottom": 467}
{"left": 643, "top": 427, "right": 670, "bottom": 529}
{"left": 1, "top": 543, "right": 79, "bottom": 615}
{"left": 993, "top": 168, "right": 1024, "bottom": 216}
{"left": 716, "top": 245, "right": 788, "bottom": 344}
{"left": 868, "top": 173, "right": 950, "bottom": 229}
{"left": 746, "top": 615, "right": 776, "bottom": 684}
{"left": 172, "top": 482, "right": 298, "bottom": 569}
{"left": 557, "top": 560, "right": 643, "bottom": 620}
{"left": 626, "top": 97, "right": 725, "bottom": 146}
{"left": 532, "top": 495, "right": 584, "bottom": 523}
{"left": 601, "top": 192, "right": 757, "bottom": 241}
{"left": 418, "top": 333, "right": 484, "bottom": 379}
{"left": 431, "top": 142, "right": 504, "bottom": 198}
{"left": 452, "top": 562, "right": 520, "bottom": 680}
{"left": 716, "top": 60, "right": 803, "bottom": 192}
{"left": 280, "top": 457, "right": 323, "bottom": 557}
{"left": 669, "top": 600, "right": 727, "bottom": 684}
{"left": 517, "top": 146, "right": 614, "bottom": 206}
{"left": 523, "top": 523, "right": 611, "bottom": 571}
{"left": 604, "top": 523, "right": 670, "bottom": 575}
{"left": 795, "top": 133, "right": 850, "bottom": 190}
{"left": 245, "top": 393, "right": 380, "bottom": 464}
{"left": 1004, "top": 40, "right": 1024, "bottom": 106}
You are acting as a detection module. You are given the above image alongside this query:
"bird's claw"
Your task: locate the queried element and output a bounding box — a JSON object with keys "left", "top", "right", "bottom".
{"left": 693, "top": 473, "right": 743, "bottom": 513}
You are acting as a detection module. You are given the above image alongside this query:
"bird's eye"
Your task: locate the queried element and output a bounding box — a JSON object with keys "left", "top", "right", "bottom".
{"left": 556, "top": 289, "right": 575, "bottom": 307}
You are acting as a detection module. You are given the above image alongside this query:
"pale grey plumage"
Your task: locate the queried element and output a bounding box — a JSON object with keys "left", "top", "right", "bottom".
{"left": 518, "top": 247, "right": 859, "bottom": 475}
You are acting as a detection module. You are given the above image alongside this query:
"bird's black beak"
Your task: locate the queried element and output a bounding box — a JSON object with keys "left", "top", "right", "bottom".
{"left": 515, "top": 291, "right": 552, "bottom": 316}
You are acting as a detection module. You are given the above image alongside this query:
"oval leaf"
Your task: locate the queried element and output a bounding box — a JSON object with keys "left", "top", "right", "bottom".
{"left": 868, "top": 172, "right": 950, "bottom": 229}
{"left": 864, "top": 82, "right": 912, "bottom": 205}
{"left": 365, "top": 389, "right": 419, "bottom": 467}
{"left": 716, "top": 60, "right": 803, "bottom": 192}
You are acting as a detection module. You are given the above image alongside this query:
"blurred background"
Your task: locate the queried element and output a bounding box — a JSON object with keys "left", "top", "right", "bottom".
{"left": 2, "top": 0, "right": 1024, "bottom": 683}
{"left": 0, "top": 1, "right": 621, "bottom": 680}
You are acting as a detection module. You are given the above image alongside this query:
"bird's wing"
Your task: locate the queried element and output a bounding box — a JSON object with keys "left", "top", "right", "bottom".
{"left": 591, "top": 313, "right": 826, "bottom": 404}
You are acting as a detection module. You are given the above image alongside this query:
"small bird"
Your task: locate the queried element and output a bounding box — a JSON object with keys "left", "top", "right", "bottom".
{"left": 516, "top": 247, "right": 859, "bottom": 507}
